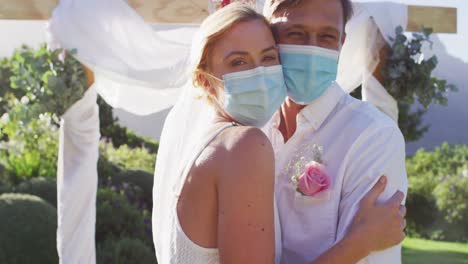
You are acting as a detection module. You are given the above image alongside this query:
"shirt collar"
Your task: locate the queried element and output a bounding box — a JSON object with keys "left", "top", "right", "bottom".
{"left": 297, "top": 82, "right": 346, "bottom": 131}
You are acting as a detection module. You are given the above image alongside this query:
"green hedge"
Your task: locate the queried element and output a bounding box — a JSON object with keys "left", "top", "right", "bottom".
{"left": 15, "top": 177, "right": 57, "bottom": 207}
{"left": 100, "top": 141, "right": 156, "bottom": 174}
{"left": 98, "top": 96, "right": 159, "bottom": 154}
{"left": 0, "top": 43, "right": 161, "bottom": 264}
{"left": 0, "top": 113, "right": 59, "bottom": 182}
{"left": 96, "top": 187, "right": 152, "bottom": 247}
{"left": 97, "top": 237, "right": 156, "bottom": 264}
{"left": 406, "top": 143, "right": 468, "bottom": 242}
{"left": 112, "top": 170, "right": 154, "bottom": 208}
{"left": 0, "top": 193, "right": 58, "bottom": 264}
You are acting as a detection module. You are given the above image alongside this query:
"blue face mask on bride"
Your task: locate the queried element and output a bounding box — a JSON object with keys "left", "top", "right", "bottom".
{"left": 279, "top": 44, "right": 339, "bottom": 105}
{"left": 212, "top": 65, "right": 287, "bottom": 128}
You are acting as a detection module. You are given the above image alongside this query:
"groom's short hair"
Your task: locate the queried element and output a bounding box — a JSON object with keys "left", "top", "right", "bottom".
{"left": 264, "top": 0, "right": 353, "bottom": 26}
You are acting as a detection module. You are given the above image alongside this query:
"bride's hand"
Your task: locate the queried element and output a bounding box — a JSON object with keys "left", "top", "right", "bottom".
{"left": 348, "top": 176, "right": 406, "bottom": 253}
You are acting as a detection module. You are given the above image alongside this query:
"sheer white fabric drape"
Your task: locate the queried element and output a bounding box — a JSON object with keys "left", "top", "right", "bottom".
{"left": 48, "top": 0, "right": 199, "bottom": 115}
{"left": 49, "top": 1, "right": 269, "bottom": 263}
{"left": 337, "top": 1, "right": 408, "bottom": 122}
{"left": 49, "top": 0, "right": 198, "bottom": 263}
{"left": 57, "top": 85, "right": 100, "bottom": 264}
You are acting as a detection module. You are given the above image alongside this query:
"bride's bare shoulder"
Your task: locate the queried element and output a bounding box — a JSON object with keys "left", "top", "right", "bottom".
{"left": 219, "top": 126, "right": 272, "bottom": 156}
{"left": 202, "top": 126, "right": 274, "bottom": 174}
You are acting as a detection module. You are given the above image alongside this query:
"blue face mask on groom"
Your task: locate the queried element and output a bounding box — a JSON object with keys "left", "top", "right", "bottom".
{"left": 279, "top": 45, "right": 339, "bottom": 105}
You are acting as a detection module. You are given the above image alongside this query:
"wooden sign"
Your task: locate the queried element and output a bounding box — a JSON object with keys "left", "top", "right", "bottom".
{"left": 0, "top": 0, "right": 209, "bottom": 23}
{"left": 407, "top": 5, "right": 457, "bottom": 33}
{"left": 0, "top": 0, "right": 58, "bottom": 20}
{"left": 128, "top": 0, "right": 208, "bottom": 24}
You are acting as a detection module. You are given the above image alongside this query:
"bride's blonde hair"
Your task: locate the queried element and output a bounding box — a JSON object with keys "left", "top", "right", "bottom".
{"left": 189, "top": 3, "right": 270, "bottom": 103}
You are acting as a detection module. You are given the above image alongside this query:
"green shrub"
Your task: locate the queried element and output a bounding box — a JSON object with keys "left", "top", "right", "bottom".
{"left": 5, "top": 45, "right": 87, "bottom": 117}
{"left": 100, "top": 141, "right": 156, "bottom": 174}
{"left": 125, "top": 129, "right": 159, "bottom": 154}
{"left": 96, "top": 187, "right": 152, "bottom": 247}
{"left": 98, "top": 153, "right": 122, "bottom": 180}
{"left": 432, "top": 170, "right": 468, "bottom": 241}
{"left": 0, "top": 112, "right": 59, "bottom": 182}
{"left": 351, "top": 27, "right": 457, "bottom": 142}
{"left": 97, "top": 237, "right": 156, "bottom": 264}
{"left": 98, "top": 96, "right": 159, "bottom": 154}
{"left": 406, "top": 143, "right": 468, "bottom": 242}
{"left": 0, "top": 163, "right": 10, "bottom": 190}
{"left": 0, "top": 185, "right": 11, "bottom": 195}
{"left": 0, "top": 193, "right": 58, "bottom": 264}
{"left": 383, "top": 27, "right": 457, "bottom": 142}
{"left": 15, "top": 177, "right": 57, "bottom": 207}
{"left": 113, "top": 170, "right": 153, "bottom": 208}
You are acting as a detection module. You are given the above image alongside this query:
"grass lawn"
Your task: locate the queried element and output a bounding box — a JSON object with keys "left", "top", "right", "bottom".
{"left": 403, "top": 237, "right": 468, "bottom": 264}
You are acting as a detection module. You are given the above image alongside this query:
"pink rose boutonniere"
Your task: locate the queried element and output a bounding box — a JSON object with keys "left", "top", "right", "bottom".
{"left": 292, "top": 161, "right": 330, "bottom": 196}
{"left": 288, "top": 144, "right": 331, "bottom": 199}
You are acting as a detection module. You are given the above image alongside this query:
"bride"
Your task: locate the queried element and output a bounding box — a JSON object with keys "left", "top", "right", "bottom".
{"left": 153, "top": 3, "right": 406, "bottom": 264}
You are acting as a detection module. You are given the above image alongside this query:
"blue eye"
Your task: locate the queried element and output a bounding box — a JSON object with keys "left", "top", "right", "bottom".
{"left": 231, "top": 60, "right": 246, "bottom": 67}
{"left": 263, "top": 55, "right": 277, "bottom": 62}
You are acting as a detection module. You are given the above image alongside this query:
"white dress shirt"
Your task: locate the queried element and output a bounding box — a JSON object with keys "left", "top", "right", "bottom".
{"left": 264, "top": 82, "right": 408, "bottom": 264}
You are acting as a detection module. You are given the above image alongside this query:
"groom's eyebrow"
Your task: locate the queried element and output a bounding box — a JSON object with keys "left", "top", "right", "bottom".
{"left": 262, "top": 46, "right": 277, "bottom": 53}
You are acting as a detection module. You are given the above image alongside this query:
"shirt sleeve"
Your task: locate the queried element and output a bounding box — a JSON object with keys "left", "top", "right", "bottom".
{"left": 335, "top": 124, "right": 408, "bottom": 264}
{"left": 57, "top": 85, "right": 100, "bottom": 264}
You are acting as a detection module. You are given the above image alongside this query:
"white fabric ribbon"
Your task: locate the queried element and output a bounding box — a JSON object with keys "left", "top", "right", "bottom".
{"left": 48, "top": 0, "right": 199, "bottom": 115}
{"left": 337, "top": 1, "right": 408, "bottom": 122}
{"left": 57, "top": 86, "right": 100, "bottom": 264}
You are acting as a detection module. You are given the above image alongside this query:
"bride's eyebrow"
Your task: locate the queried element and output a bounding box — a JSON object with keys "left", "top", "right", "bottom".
{"left": 224, "top": 51, "right": 248, "bottom": 61}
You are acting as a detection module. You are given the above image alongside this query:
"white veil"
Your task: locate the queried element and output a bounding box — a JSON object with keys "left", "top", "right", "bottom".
{"left": 337, "top": 1, "right": 408, "bottom": 122}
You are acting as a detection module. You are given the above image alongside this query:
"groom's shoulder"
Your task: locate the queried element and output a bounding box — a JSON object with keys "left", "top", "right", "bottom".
{"left": 336, "top": 93, "right": 402, "bottom": 138}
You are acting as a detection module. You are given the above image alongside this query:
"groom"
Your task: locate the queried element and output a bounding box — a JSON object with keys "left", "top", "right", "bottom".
{"left": 262, "top": 0, "right": 408, "bottom": 263}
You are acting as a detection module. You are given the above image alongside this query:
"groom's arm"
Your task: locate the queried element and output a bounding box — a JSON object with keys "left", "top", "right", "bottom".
{"left": 335, "top": 124, "right": 408, "bottom": 264}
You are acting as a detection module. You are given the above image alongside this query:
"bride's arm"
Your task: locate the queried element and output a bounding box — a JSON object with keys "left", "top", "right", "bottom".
{"left": 218, "top": 127, "right": 276, "bottom": 264}
{"left": 310, "top": 176, "right": 406, "bottom": 264}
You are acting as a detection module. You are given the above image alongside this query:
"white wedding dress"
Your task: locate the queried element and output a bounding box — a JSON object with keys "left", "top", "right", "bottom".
{"left": 153, "top": 122, "right": 283, "bottom": 264}
{"left": 154, "top": 123, "right": 234, "bottom": 264}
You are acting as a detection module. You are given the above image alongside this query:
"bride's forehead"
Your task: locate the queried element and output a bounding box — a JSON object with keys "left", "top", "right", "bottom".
{"left": 213, "top": 20, "right": 275, "bottom": 52}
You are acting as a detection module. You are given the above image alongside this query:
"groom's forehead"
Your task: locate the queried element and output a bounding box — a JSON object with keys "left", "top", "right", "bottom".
{"left": 269, "top": 1, "right": 343, "bottom": 29}
{"left": 265, "top": 0, "right": 351, "bottom": 28}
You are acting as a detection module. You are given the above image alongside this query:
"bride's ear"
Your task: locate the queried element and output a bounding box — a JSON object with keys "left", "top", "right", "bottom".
{"left": 198, "top": 73, "right": 210, "bottom": 89}
{"left": 198, "top": 73, "right": 218, "bottom": 98}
